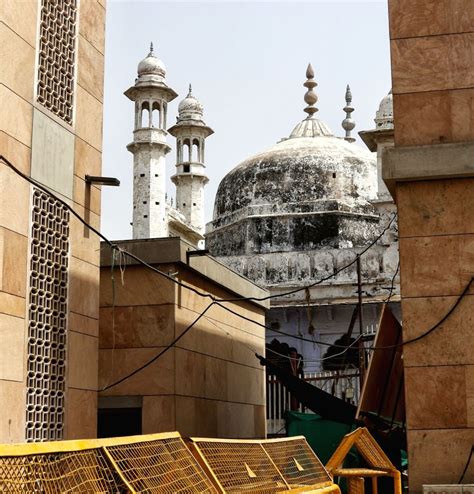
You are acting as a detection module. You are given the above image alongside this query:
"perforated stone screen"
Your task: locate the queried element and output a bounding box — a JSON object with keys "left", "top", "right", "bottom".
{"left": 36, "top": 0, "right": 77, "bottom": 124}
{"left": 26, "top": 188, "right": 70, "bottom": 442}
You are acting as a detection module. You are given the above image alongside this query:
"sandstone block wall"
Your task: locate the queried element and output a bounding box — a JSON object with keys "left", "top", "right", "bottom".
{"left": 388, "top": 0, "right": 474, "bottom": 490}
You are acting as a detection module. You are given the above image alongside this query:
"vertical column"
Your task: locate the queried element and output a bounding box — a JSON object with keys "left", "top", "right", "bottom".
{"left": 387, "top": 1, "right": 474, "bottom": 491}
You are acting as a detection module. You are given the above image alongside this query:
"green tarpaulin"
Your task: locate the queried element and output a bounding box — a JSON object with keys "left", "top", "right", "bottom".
{"left": 285, "top": 410, "right": 357, "bottom": 465}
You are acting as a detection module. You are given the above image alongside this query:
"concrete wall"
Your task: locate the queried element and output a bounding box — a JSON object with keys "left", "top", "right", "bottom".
{"left": 387, "top": 1, "right": 474, "bottom": 490}
{"left": 99, "top": 259, "right": 267, "bottom": 438}
{"left": 0, "top": 0, "right": 106, "bottom": 442}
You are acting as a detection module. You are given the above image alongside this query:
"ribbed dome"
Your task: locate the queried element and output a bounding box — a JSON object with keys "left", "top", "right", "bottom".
{"left": 178, "top": 85, "right": 204, "bottom": 119}
{"left": 289, "top": 117, "right": 333, "bottom": 138}
{"left": 212, "top": 134, "right": 377, "bottom": 220}
{"left": 137, "top": 44, "right": 166, "bottom": 78}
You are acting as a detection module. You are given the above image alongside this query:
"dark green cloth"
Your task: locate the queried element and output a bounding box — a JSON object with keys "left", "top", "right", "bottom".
{"left": 285, "top": 410, "right": 357, "bottom": 465}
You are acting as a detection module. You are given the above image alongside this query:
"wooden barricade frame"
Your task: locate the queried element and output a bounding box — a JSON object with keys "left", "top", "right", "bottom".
{"left": 325, "top": 427, "right": 402, "bottom": 494}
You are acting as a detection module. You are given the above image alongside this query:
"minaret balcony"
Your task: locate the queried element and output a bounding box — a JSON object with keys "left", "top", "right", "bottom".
{"left": 175, "top": 161, "right": 207, "bottom": 174}
{"left": 132, "top": 127, "right": 168, "bottom": 144}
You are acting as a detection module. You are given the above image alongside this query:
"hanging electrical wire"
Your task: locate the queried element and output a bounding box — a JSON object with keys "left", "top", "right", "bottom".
{"left": 0, "top": 155, "right": 398, "bottom": 306}
{"left": 2, "top": 155, "right": 472, "bottom": 388}
{"left": 383, "top": 260, "right": 400, "bottom": 304}
{"left": 101, "top": 302, "right": 216, "bottom": 391}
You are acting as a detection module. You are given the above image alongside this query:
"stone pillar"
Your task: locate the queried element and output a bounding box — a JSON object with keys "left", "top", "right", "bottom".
{"left": 130, "top": 141, "right": 168, "bottom": 238}
{"left": 384, "top": 1, "right": 474, "bottom": 491}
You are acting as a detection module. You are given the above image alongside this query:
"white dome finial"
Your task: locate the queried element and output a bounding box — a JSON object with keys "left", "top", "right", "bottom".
{"left": 177, "top": 83, "right": 204, "bottom": 121}
{"left": 137, "top": 42, "right": 166, "bottom": 79}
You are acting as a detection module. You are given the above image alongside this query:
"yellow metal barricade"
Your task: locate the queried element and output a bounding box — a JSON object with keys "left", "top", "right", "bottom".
{"left": 0, "top": 432, "right": 217, "bottom": 493}
{"left": 0, "top": 432, "right": 340, "bottom": 493}
{"left": 189, "top": 436, "right": 340, "bottom": 494}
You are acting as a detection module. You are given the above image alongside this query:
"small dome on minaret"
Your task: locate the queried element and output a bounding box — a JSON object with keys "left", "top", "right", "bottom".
{"left": 177, "top": 84, "right": 204, "bottom": 121}
{"left": 375, "top": 90, "right": 393, "bottom": 129}
{"left": 137, "top": 42, "right": 166, "bottom": 79}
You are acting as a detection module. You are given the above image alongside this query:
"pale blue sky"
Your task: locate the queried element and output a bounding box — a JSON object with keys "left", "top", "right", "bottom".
{"left": 101, "top": 1, "right": 391, "bottom": 240}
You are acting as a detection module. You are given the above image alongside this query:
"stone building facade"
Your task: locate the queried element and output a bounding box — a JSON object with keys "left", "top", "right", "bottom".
{"left": 206, "top": 66, "right": 400, "bottom": 374}
{"left": 385, "top": 1, "right": 474, "bottom": 490}
{"left": 0, "top": 0, "right": 106, "bottom": 442}
{"left": 98, "top": 238, "right": 268, "bottom": 439}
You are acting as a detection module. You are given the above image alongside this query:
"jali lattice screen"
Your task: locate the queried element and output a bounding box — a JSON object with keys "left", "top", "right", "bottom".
{"left": 37, "top": 0, "right": 77, "bottom": 124}
{"left": 26, "top": 188, "right": 70, "bottom": 442}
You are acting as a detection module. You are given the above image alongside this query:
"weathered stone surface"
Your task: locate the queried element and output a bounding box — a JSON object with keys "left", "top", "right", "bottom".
{"left": 206, "top": 117, "right": 399, "bottom": 307}
{"left": 211, "top": 136, "right": 377, "bottom": 219}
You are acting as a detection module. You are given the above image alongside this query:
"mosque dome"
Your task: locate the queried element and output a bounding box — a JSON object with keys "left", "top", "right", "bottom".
{"left": 137, "top": 43, "right": 166, "bottom": 78}
{"left": 177, "top": 85, "right": 204, "bottom": 120}
{"left": 375, "top": 90, "right": 393, "bottom": 129}
{"left": 213, "top": 133, "right": 376, "bottom": 220}
{"left": 206, "top": 64, "right": 378, "bottom": 257}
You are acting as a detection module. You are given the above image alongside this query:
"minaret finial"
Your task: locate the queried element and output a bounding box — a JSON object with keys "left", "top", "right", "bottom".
{"left": 303, "top": 63, "right": 318, "bottom": 118}
{"left": 149, "top": 42, "right": 154, "bottom": 56}
{"left": 342, "top": 84, "right": 355, "bottom": 143}
{"left": 188, "top": 83, "right": 192, "bottom": 96}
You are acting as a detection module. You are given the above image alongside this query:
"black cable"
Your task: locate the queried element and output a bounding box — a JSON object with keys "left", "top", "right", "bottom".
{"left": 216, "top": 276, "right": 473, "bottom": 351}
{"left": 101, "top": 276, "right": 473, "bottom": 389}
{"left": 112, "top": 211, "right": 396, "bottom": 305}
{"left": 220, "top": 212, "right": 398, "bottom": 304}
{"left": 0, "top": 154, "right": 397, "bottom": 305}
{"left": 458, "top": 445, "right": 474, "bottom": 484}
{"left": 0, "top": 155, "right": 113, "bottom": 246}
{"left": 0, "top": 154, "right": 397, "bottom": 339}
{"left": 369, "top": 276, "right": 473, "bottom": 351}
{"left": 101, "top": 302, "right": 215, "bottom": 391}
{"left": 384, "top": 260, "right": 400, "bottom": 304}
{"left": 3, "top": 155, "right": 471, "bottom": 383}
{"left": 0, "top": 155, "right": 222, "bottom": 303}
{"left": 118, "top": 247, "right": 219, "bottom": 302}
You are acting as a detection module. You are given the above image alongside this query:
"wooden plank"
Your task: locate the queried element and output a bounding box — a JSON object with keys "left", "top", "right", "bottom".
{"left": 356, "top": 305, "right": 405, "bottom": 424}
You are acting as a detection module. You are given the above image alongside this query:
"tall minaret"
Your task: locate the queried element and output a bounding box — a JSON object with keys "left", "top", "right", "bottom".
{"left": 168, "top": 85, "right": 213, "bottom": 234}
{"left": 124, "top": 43, "right": 177, "bottom": 239}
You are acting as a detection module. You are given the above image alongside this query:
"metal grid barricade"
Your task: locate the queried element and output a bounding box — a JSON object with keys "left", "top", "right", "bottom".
{"left": 262, "top": 437, "right": 332, "bottom": 489}
{"left": 105, "top": 436, "right": 217, "bottom": 493}
{"left": 190, "top": 439, "right": 287, "bottom": 493}
{"left": 0, "top": 449, "right": 125, "bottom": 493}
{"left": 189, "top": 437, "right": 339, "bottom": 493}
{"left": 0, "top": 433, "right": 219, "bottom": 493}
{"left": 0, "top": 432, "right": 341, "bottom": 492}
{"left": 25, "top": 189, "right": 70, "bottom": 442}
{"left": 37, "top": 0, "right": 77, "bottom": 124}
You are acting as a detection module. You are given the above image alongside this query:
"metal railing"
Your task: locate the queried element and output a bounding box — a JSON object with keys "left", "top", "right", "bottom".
{"left": 266, "top": 370, "right": 360, "bottom": 435}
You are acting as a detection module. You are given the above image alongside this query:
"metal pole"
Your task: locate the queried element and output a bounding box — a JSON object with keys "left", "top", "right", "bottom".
{"left": 357, "top": 257, "right": 365, "bottom": 387}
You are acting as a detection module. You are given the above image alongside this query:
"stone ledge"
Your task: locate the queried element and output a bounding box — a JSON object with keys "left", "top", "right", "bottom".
{"left": 100, "top": 237, "right": 269, "bottom": 310}
{"left": 382, "top": 141, "right": 474, "bottom": 200}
